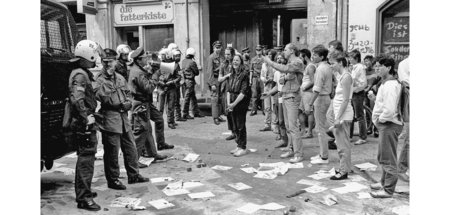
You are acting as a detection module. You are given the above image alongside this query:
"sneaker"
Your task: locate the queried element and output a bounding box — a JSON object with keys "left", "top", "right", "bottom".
{"left": 370, "top": 190, "right": 393, "bottom": 198}
{"left": 280, "top": 151, "right": 294, "bottom": 158}
{"left": 230, "top": 147, "right": 240, "bottom": 154}
{"left": 310, "top": 154, "right": 321, "bottom": 160}
{"left": 233, "top": 148, "right": 248, "bottom": 157}
{"left": 354, "top": 139, "right": 367, "bottom": 145}
{"left": 281, "top": 147, "right": 291, "bottom": 152}
{"left": 225, "top": 134, "right": 236, "bottom": 141}
{"left": 289, "top": 156, "right": 304, "bottom": 163}
{"left": 311, "top": 158, "right": 329, "bottom": 164}
{"left": 217, "top": 116, "right": 226, "bottom": 122}
{"left": 128, "top": 174, "right": 149, "bottom": 184}
{"left": 370, "top": 183, "right": 383, "bottom": 190}
{"left": 77, "top": 200, "right": 101, "bottom": 211}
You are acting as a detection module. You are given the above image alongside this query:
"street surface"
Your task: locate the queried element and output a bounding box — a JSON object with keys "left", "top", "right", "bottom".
{"left": 41, "top": 113, "right": 409, "bottom": 215}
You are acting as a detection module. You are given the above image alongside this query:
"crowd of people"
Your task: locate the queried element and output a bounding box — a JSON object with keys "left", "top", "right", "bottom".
{"left": 65, "top": 38, "right": 409, "bottom": 211}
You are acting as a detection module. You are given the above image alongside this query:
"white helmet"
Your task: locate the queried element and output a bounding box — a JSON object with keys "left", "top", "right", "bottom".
{"left": 116, "top": 44, "right": 131, "bottom": 55}
{"left": 128, "top": 51, "right": 134, "bottom": 63}
{"left": 168, "top": 43, "right": 178, "bottom": 51}
{"left": 172, "top": 49, "right": 181, "bottom": 56}
{"left": 186, "top": 48, "right": 196, "bottom": 56}
{"left": 74, "top": 40, "right": 99, "bottom": 63}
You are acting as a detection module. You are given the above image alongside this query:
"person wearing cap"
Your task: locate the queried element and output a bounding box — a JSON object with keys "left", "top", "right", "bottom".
{"left": 181, "top": 48, "right": 202, "bottom": 119}
{"left": 263, "top": 43, "right": 305, "bottom": 163}
{"left": 207, "top": 40, "right": 226, "bottom": 125}
{"left": 94, "top": 48, "right": 149, "bottom": 191}
{"left": 242, "top": 47, "right": 251, "bottom": 71}
{"left": 154, "top": 49, "right": 182, "bottom": 129}
{"left": 249, "top": 45, "right": 265, "bottom": 116}
{"left": 115, "top": 44, "right": 132, "bottom": 81}
{"left": 127, "top": 47, "right": 172, "bottom": 163}
{"left": 68, "top": 40, "right": 101, "bottom": 211}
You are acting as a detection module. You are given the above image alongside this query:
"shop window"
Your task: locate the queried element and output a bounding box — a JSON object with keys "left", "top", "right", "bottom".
{"left": 144, "top": 24, "right": 174, "bottom": 52}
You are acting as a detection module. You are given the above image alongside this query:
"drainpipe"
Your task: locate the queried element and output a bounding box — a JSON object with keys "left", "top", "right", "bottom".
{"left": 277, "top": 15, "right": 281, "bottom": 46}
{"left": 185, "top": 0, "right": 190, "bottom": 47}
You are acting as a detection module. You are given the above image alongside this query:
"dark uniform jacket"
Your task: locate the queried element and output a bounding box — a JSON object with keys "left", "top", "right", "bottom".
{"left": 153, "top": 64, "right": 181, "bottom": 92}
{"left": 250, "top": 56, "right": 264, "bottom": 78}
{"left": 94, "top": 69, "right": 132, "bottom": 134}
{"left": 219, "top": 60, "right": 232, "bottom": 94}
{"left": 207, "top": 52, "right": 223, "bottom": 88}
{"left": 115, "top": 60, "right": 129, "bottom": 81}
{"left": 128, "top": 63, "right": 156, "bottom": 103}
{"left": 181, "top": 58, "right": 199, "bottom": 88}
{"left": 69, "top": 68, "right": 98, "bottom": 131}
{"left": 227, "top": 66, "right": 251, "bottom": 112}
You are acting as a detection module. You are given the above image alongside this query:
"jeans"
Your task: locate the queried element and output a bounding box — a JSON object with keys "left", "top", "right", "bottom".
{"left": 398, "top": 122, "right": 409, "bottom": 173}
{"left": 271, "top": 94, "right": 279, "bottom": 133}
{"left": 352, "top": 92, "right": 367, "bottom": 140}
{"left": 283, "top": 95, "right": 303, "bottom": 157}
{"left": 313, "top": 95, "right": 331, "bottom": 159}
{"left": 231, "top": 109, "right": 247, "bottom": 149}
{"left": 334, "top": 121, "right": 352, "bottom": 173}
{"left": 159, "top": 88, "right": 176, "bottom": 124}
{"left": 75, "top": 132, "right": 98, "bottom": 203}
{"left": 182, "top": 82, "right": 200, "bottom": 116}
{"left": 377, "top": 121, "right": 403, "bottom": 194}
{"left": 263, "top": 85, "right": 272, "bottom": 126}
{"left": 101, "top": 128, "right": 139, "bottom": 183}
{"left": 278, "top": 102, "right": 288, "bottom": 144}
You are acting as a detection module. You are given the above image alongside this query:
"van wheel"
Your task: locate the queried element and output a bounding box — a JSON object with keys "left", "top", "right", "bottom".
{"left": 44, "top": 159, "right": 53, "bottom": 170}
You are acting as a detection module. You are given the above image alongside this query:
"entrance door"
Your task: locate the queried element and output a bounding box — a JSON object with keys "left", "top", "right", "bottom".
{"left": 115, "top": 26, "right": 139, "bottom": 50}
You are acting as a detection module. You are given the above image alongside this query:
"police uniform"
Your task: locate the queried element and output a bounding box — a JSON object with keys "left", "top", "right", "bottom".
{"left": 68, "top": 66, "right": 98, "bottom": 205}
{"left": 250, "top": 45, "right": 265, "bottom": 113}
{"left": 94, "top": 67, "right": 142, "bottom": 186}
{"left": 128, "top": 47, "right": 173, "bottom": 159}
{"left": 115, "top": 59, "right": 129, "bottom": 81}
{"left": 207, "top": 41, "right": 225, "bottom": 121}
{"left": 181, "top": 56, "right": 200, "bottom": 117}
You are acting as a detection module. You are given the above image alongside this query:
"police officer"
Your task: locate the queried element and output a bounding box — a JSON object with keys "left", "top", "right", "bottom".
{"left": 172, "top": 49, "right": 189, "bottom": 121}
{"left": 207, "top": 41, "right": 226, "bottom": 125}
{"left": 115, "top": 44, "right": 131, "bottom": 81}
{"left": 94, "top": 48, "right": 149, "bottom": 191}
{"left": 68, "top": 40, "right": 101, "bottom": 211}
{"left": 242, "top": 47, "right": 251, "bottom": 72}
{"left": 250, "top": 45, "right": 265, "bottom": 116}
{"left": 128, "top": 47, "right": 173, "bottom": 162}
{"left": 181, "top": 48, "right": 202, "bottom": 119}
{"left": 155, "top": 50, "right": 181, "bottom": 129}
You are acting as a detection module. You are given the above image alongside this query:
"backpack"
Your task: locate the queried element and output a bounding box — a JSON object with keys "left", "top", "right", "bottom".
{"left": 396, "top": 80, "right": 410, "bottom": 123}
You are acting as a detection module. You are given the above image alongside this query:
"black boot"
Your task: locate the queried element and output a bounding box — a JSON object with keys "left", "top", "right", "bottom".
{"left": 77, "top": 200, "right": 101, "bottom": 211}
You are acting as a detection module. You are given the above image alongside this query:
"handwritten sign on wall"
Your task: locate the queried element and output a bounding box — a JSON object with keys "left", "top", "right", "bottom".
{"left": 381, "top": 17, "right": 409, "bottom": 62}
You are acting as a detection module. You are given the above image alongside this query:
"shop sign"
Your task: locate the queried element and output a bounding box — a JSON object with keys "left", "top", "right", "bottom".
{"left": 113, "top": 0, "right": 174, "bottom": 26}
{"left": 77, "top": 0, "right": 97, "bottom": 15}
{"left": 315, "top": 15, "right": 328, "bottom": 25}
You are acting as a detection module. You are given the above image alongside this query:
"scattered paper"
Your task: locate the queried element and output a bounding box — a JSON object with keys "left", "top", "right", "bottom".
{"left": 241, "top": 163, "right": 250, "bottom": 167}
{"left": 64, "top": 152, "right": 77, "bottom": 158}
{"left": 228, "top": 182, "right": 252, "bottom": 191}
{"left": 307, "top": 168, "right": 335, "bottom": 180}
{"left": 182, "top": 181, "right": 204, "bottom": 189}
{"left": 357, "top": 192, "right": 372, "bottom": 199}
{"left": 248, "top": 148, "right": 257, "bottom": 153}
{"left": 151, "top": 177, "right": 174, "bottom": 183}
{"left": 297, "top": 179, "right": 322, "bottom": 186}
{"left": 260, "top": 203, "right": 285, "bottom": 210}
{"left": 222, "top": 131, "right": 232, "bottom": 135}
{"left": 259, "top": 162, "right": 285, "bottom": 168}
{"left": 211, "top": 165, "right": 233, "bottom": 171}
{"left": 254, "top": 171, "right": 277, "bottom": 180}
{"left": 54, "top": 167, "right": 75, "bottom": 175}
{"left": 182, "top": 153, "right": 200, "bottom": 162}
{"left": 320, "top": 194, "right": 338, "bottom": 206}
{"left": 138, "top": 157, "right": 155, "bottom": 167}
{"left": 392, "top": 205, "right": 409, "bottom": 215}
{"left": 354, "top": 162, "right": 377, "bottom": 171}
{"left": 95, "top": 149, "right": 104, "bottom": 160}
{"left": 305, "top": 185, "right": 328, "bottom": 193}
{"left": 236, "top": 203, "right": 261, "bottom": 214}
{"left": 287, "top": 162, "right": 304, "bottom": 169}
{"left": 349, "top": 175, "right": 367, "bottom": 182}
{"left": 162, "top": 188, "right": 190, "bottom": 196}
{"left": 332, "top": 182, "right": 367, "bottom": 194}
{"left": 93, "top": 184, "right": 108, "bottom": 191}
{"left": 188, "top": 191, "right": 215, "bottom": 199}
{"left": 241, "top": 167, "right": 257, "bottom": 174}
{"left": 110, "top": 197, "right": 141, "bottom": 208}
{"left": 126, "top": 204, "right": 146, "bottom": 210}
{"left": 148, "top": 199, "right": 175, "bottom": 210}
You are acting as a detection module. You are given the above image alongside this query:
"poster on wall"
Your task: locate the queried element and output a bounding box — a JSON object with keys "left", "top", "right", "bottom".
{"left": 381, "top": 17, "right": 409, "bottom": 63}
{"left": 113, "top": 0, "right": 174, "bottom": 26}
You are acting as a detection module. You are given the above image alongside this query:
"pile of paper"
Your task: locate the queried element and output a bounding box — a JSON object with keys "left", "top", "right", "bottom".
{"left": 211, "top": 165, "right": 233, "bottom": 171}
{"left": 356, "top": 192, "right": 372, "bottom": 199}
{"left": 138, "top": 157, "right": 155, "bottom": 167}
{"left": 148, "top": 199, "right": 175, "bottom": 210}
{"left": 182, "top": 153, "right": 200, "bottom": 162}
{"left": 307, "top": 168, "right": 335, "bottom": 180}
{"left": 188, "top": 191, "right": 215, "bottom": 199}
{"left": 236, "top": 202, "right": 285, "bottom": 214}
{"left": 228, "top": 182, "right": 252, "bottom": 191}
{"left": 162, "top": 180, "right": 204, "bottom": 196}
{"left": 253, "top": 162, "right": 290, "bottom": 179}
{"left": 110, "top": 197, "right": 141, "bottom": 208}
{"left": 354, "top": 162, "right": 377, "bottom": 171}
{"left": 305, "top": 185, "right": 328, "bottom": 193}
{"left": 332, "top": 182, "right": 367, "bottom": 194}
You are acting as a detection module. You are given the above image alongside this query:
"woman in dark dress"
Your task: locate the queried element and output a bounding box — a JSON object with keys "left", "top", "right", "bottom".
{"left": 227, "top": 54, "right": 251, "bottom": 157}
